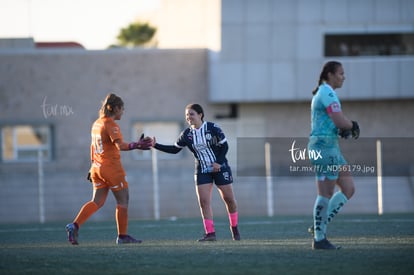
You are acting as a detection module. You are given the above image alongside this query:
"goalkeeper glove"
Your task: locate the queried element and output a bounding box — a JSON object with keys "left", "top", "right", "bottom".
{"left": 128, "top": 133, "right": 152, "bottom": 150}
{"left": 351, "top": 121, "right": 360, "bottom": 139}
{"left": 338, "top": 128, "right": 352, "bottom": 139}
{"left": 338, "top": 121, "right": 360, "bottom": 139}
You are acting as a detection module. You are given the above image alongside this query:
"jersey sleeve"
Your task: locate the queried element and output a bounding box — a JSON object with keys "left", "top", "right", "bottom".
{"left": 154, "top": 143, "right": 182, "bottom": 154}
{"left": 215, "top": 141, "right": 228, "bottom": 165}
{"left": 174, "top": 128, "right": 189, "bottom": 148}
{"left": 320, "top": 89, "right": 342, "bottom": 114}
{"left": 212, "top": 123, "right": 227, "bottom": 144}
{"left": 107, "top": 120, "right": 123, "bottom": 143}
{"left": 211, "top": 122, "right": 229, "bottom": 164}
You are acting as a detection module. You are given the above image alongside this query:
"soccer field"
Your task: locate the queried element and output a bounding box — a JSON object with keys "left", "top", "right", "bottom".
{"left": 1, "top": 214, "right": 413, "bottom": 275}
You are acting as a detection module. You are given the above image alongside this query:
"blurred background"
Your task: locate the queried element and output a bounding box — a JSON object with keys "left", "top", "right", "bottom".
{"left": 0, "top": 0, "right": 413, "bottom": 223}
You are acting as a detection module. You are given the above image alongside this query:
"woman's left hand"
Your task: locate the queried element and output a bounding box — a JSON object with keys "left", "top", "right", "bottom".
{"left": 212, "top": 162, "right": 221, "bottom": 172}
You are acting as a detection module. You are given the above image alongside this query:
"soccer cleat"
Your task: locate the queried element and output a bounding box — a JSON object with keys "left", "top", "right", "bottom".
{"left": 198, "top": 232, "right": 216, "bottom": 242}
{"left": 231, "top": 226, "right": 241, "bottom": 241}
{"left": 66, "top": 223, "right": 79, "bottom": 245}
{"left": 312, "top": 238, "right": 341, "bottom": 250}
{"left": 308, "top": 225, "right": 314, "bottom": 236}
{"left": 116, "top": 235, "right": 142, "bottom": 244}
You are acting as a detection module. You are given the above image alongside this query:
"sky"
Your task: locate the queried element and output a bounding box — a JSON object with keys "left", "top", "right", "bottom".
{"left": 0, "top": 0, "right": 160, "bottom": 49}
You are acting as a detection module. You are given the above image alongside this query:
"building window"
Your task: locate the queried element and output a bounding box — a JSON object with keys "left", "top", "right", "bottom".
{"left": 325, "top": 33, "right": 414, "bottom": 57}
{"left": 131, "top": 121, "right": 182, "bottom": 160}
{"left": 1, "top": 125, "right": 52, "bottom": 162}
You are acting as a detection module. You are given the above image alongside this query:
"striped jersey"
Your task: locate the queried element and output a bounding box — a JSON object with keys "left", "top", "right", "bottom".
{"left": 175, "top": 121, "right": 228, "bottom": 173}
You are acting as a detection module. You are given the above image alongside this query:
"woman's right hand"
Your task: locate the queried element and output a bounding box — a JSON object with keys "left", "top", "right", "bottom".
{"left": 151, "top": 137, "right": 157, "bottom": 147}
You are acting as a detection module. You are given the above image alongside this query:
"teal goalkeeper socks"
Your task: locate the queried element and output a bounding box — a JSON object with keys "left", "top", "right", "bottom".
{"left": 327, "top": 191, "right": 348, "bottom": 224}
{"left": 313, "top": 195, "right": 329, "bottom": 241}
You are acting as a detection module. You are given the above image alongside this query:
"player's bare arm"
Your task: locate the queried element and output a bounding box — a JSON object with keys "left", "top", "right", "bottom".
{"left": 329, "top": 110, "right": 360, "bottom": 139}
{"left": 329, "top": 111, "right": 353, "bottom": 129}
{"left": 114, "top": 139, "right": 130, "bottom": 151}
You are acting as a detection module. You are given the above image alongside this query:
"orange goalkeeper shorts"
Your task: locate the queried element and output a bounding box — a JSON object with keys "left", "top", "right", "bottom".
{"left": 90, "top": 165, "right": 129, "bottom": 192}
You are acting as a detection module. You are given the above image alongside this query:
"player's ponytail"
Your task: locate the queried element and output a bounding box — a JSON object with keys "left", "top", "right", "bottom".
{"left": 312, "top": 79, "right": 323, "bottom": 95}
{"left": 100, "top": 93, "right": 124, "bottom": 117}
{"left": 312, "top": 61, "right": 342, "bottom": 95}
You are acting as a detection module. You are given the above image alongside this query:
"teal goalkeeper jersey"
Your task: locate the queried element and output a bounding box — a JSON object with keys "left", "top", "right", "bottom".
{"left": 310, "top": 83, "right": 341, "bottom": 138}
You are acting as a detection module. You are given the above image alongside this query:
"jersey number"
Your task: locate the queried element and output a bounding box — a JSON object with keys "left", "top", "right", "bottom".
{"left": 92, "top": 134, "right": 103, "bottom": 154}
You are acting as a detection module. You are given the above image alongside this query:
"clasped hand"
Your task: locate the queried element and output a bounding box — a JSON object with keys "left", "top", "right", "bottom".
{"left": 129, "top": 134, "right": 153, "bottom": 150}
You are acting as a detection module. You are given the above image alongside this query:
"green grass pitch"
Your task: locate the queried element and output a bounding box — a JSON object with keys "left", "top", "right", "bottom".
{"left": 1, "top": 214, "right": 413, "bottom": 274}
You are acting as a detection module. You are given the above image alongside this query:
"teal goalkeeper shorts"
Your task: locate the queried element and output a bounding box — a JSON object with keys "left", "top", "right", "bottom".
{"left": 308, "top": 136, "right": 347, "bottom": 181}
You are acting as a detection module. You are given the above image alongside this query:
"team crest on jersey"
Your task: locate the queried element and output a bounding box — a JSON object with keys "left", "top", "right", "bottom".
{"left": 205, "top": 133, "right": 212, "bottom": 140}
{"left": 112, "top": 127, "right": 119, "bottom": 134}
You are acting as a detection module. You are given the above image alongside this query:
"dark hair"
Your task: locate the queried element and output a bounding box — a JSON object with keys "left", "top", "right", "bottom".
{"left": 312, "top": 61, "right": 342, "bottom": 95}
{"left": 99, "top": 93, "right": 124, "bottom": 117}
{"left": 185, "top": 103, "right": 204, "bottom": 121}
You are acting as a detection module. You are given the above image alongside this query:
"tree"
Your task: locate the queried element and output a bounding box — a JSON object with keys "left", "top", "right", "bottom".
{"left": 114, "top": 22, "right": 157, "bottom": 48}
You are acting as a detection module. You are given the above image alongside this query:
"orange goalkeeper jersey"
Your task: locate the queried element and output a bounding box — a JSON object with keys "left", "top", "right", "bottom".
{"left": 90, "top": 116, "right": 124, "bottom": 172}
